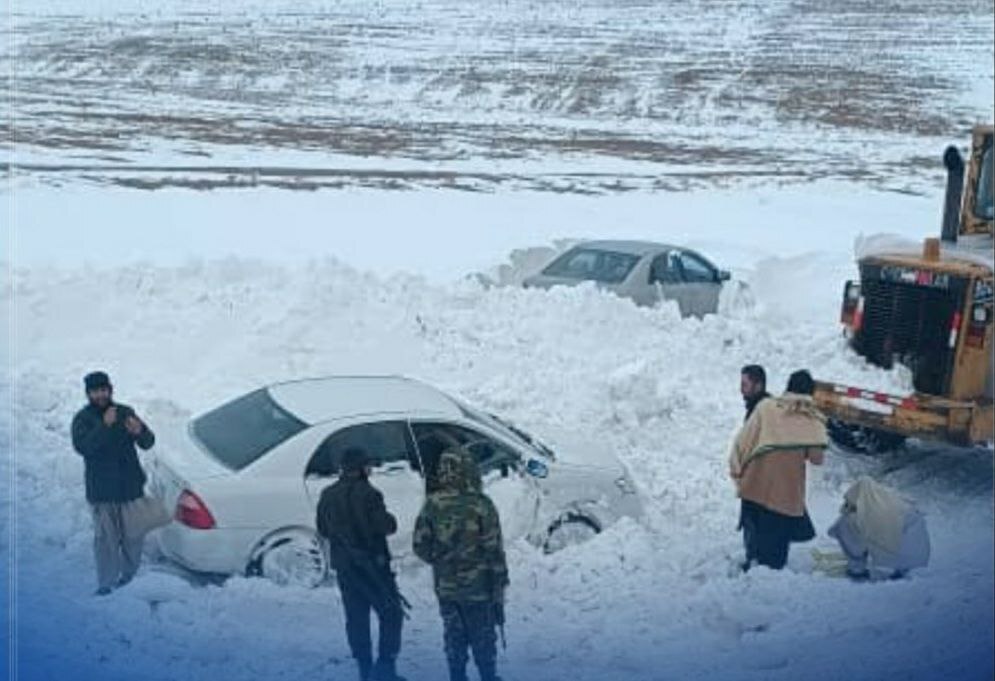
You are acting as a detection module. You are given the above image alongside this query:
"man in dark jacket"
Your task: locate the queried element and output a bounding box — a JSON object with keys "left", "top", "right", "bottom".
{"left": 316, "top": 448, "right": 406, "bottom": 681}
{"left": 414, "top": 448, "right": 509, "bottom": 681}
{"left": 70, "top": 371, "right": 155, "bottom": 595}
{"left": 740, "top": 364, "right": 770, "bottom": 421}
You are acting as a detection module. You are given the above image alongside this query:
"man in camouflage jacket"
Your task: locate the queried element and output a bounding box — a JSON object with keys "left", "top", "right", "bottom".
{"left": 413, "top": 448, "right": 509, "bottom": 681}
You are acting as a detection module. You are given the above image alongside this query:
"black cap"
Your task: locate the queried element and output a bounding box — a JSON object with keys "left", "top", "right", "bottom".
{"left": 340, "top": 447, "right": 371, "bottom": 472}
{"left": 741, "top": 364, "right": 767, "bottom": 387}
{"left": 786, "top": 369, "right": 815, "bottom": 396}
{"left": 84, "top": 371, "right": 111, "bottom": 391}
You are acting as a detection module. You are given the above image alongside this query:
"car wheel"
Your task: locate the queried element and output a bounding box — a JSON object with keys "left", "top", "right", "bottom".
{"left": 543, "top": 513, "right": 600, "bottom": 554}
{"left": 247, "top": 529, "right": 328, "bottom": 588}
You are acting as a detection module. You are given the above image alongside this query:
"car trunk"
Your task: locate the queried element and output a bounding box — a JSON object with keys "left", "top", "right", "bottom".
{"left": 147, "top": 420, "right": 230, "bottom": 514}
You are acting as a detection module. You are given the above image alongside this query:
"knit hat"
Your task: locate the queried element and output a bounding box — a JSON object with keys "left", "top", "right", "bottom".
{"left": 84, "top": 371, "right": 112, "bottom": 391}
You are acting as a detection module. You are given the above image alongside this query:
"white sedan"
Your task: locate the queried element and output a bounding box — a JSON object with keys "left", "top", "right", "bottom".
{"left": 147, "top": 376, "right": 642, "bottom": 586}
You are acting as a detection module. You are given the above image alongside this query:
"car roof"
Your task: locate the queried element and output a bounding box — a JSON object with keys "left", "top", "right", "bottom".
{"left": 573, "top": 240, "right": 683, "bottom": 257}
{"left": 266, "top": 376, "right": 462, "bottom": 425}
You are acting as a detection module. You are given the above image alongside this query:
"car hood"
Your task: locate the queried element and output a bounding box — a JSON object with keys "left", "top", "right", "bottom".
{"left": 537, "top": 425, "right": 623, "bottom": 473}
{"left": 528, "top": 426, "right": 643, "bottom": 524}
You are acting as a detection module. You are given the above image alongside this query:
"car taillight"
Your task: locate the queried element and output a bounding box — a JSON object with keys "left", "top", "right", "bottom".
{"left": 851, "top": 295, "right": 865, "bottom": 332}
{"left": 175, "top": 490, "right": 216, "bottom": 530}
{"left": 948, "top": 311, "right": 962, "bottom": 349}
{"left": 840, "top": 281, "right": 861, "bottom": 328}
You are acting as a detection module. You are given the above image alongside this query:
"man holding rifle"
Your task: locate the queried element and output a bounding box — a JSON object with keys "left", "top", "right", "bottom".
{"left": 316, "top": 447, "right": 408, "bottom": 681}
{"left": 414, "top": 448, "right": 509, "bottom": 681}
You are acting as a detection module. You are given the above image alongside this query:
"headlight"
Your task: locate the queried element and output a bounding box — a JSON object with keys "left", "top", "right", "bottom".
{"left": 615, "top": 475, "right": 637, "bottom": 495}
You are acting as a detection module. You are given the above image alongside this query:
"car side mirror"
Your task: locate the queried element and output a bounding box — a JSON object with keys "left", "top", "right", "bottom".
{"left": 718, "top": 270, "right": 731, "bottom": 282}
{"left": 526, "top": 458, "right": 549, "bottom": 478}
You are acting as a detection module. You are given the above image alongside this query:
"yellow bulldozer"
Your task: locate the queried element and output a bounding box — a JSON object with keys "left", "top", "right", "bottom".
{"left": 815, "top": 124, "right": 994, "bottom": 452}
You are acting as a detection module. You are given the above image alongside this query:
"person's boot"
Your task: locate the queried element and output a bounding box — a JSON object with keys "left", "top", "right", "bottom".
{"left": 371, "top": 657, "right": 406, "bottom": 681}
{"left": 356, "top": 657, "right": 373, "bottom": 681}
{"left": 476, "top": 661, "right": 502, "bottom": 681}
{"left": 447, "top": 662, "right": 469, "bottom": 681}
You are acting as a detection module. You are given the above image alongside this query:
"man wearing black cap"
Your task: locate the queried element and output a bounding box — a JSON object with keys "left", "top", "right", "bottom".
{"left": 316, "top": 447, "right": 406, "bottom": 681}
{"left": 71, "top": 371, "right": 156, "bottom": 595}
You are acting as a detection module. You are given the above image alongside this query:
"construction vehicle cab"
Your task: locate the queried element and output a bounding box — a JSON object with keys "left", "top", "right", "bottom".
{"left": 816, "top": 125, "right": 994, "bottom": 451}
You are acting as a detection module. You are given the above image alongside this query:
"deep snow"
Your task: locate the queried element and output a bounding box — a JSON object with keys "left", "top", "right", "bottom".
{"left": 3, "top": 0, "right": 994, "bottom": 678}
{"left": 3, "top": 248, "right": 993, "bottom": 681}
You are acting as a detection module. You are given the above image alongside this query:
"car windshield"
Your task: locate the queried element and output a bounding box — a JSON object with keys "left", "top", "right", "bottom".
{"left": 541, "top": 248, "right": 640, "bottom": 284}
{"left": 974, "top": 135, "right": 993, "bottom": 220}
{"left": 458, "top": 402, "right": 556, "bottom": 460}
{"left": 191, "top": 388, "right": 307, "bottom": 471}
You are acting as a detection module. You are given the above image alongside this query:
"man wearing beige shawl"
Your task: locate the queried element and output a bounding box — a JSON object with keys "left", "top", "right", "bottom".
{"left": 730, "top": 369, "right": 827, "bottom": 571}
{"left": 828, "top": 476, "right": 930, "bottom": 581}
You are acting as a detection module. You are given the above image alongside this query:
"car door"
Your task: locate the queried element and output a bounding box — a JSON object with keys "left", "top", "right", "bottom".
{"left": 303, "top": 419, "right": 425, "bottom": 558}
{"left": 676, "top": 251, "right": 721, "bottom": 316}
{"left": 409, "top": 421, "right": 540, "bottom": 541}
{"left": 646, "top": 251, "right": 686, "bottom": 312}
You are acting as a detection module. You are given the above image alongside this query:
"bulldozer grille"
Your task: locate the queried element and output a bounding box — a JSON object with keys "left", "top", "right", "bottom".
{"left": 855, "top": 263, "right": 968, "bottom": 395}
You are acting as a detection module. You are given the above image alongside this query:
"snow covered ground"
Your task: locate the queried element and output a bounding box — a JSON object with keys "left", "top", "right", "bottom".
{"left": 3, "top": 0, "right": 994, "bottom": 680}
{"left": 3, "top": 247, "right": 994, "bottom": 681}
{"left": 4, "top": 0, "right": 994, "bottom": 194}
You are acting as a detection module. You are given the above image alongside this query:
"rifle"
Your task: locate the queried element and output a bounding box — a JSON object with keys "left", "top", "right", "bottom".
{"left": 329, "top": 537, "right": 412, "bottom": 619}
{"left": 488, "top": 570, "right": 506, "bottom": 649}
{"left": 493, "top": 599, "right": 506, "bottom": 650}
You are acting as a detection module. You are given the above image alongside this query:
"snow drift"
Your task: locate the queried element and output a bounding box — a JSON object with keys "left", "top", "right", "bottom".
{"left": 3, "top": 253, "right": 992, "bottom": 681}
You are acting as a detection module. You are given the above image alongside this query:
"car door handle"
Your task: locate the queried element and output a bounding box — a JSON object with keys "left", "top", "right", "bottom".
{"left": 379, "top": 464, "right": 407, "bottom": 475}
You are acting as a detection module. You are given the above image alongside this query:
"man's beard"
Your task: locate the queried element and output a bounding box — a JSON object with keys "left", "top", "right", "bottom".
{"left": 89, "top": 396, "right": 112, "bottom": 410}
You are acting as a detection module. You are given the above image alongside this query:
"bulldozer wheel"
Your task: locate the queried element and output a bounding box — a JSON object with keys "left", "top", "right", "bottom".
{"left": 828, "top": 420, "right": 907, "bottom": 455}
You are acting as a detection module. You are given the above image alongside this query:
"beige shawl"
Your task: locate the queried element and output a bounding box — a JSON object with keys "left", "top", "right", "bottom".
{"left": 843, "top": 476, "right": 910, "bottom": 555}
{"left": 729, "top": 394, "right": 828, "bottom": 479}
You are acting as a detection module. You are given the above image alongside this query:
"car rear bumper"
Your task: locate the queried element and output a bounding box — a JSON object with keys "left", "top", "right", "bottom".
{"left": 156, "top": 522, "right": 262, "bottom": 575}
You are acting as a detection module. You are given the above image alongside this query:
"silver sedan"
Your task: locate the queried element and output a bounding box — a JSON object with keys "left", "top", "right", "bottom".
{"left": 523, "top": 240, "right": 730, "bottom": 317}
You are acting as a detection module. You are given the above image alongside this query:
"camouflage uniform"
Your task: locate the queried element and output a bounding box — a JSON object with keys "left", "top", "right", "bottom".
{"left": 413, "top": 449, "right": 509, "bottom": 681}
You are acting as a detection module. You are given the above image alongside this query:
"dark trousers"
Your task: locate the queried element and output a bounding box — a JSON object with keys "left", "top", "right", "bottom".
{"left": 440, "top": 600, "right": 498, "bottom": 681}
{"left": 739, "top": 500, "right": 815, "bottom": 571}
{"left": 338, "top": 569, "right": 403, "bottom": 666}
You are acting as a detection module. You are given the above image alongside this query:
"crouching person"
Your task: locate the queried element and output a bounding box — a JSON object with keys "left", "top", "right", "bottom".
{"left": 828, "top": 476, "right": 930, "bottom": 581}
{"left": 414, "top": 449, "right": 509, "bottom": 681}
{"left": 729, "top": 369, "right": 828, "bottom": 571}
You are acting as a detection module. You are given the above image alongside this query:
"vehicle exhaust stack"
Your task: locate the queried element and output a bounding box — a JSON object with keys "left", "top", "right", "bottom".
{"left": 941, "top": 145, "right": 964, "bottom": 243}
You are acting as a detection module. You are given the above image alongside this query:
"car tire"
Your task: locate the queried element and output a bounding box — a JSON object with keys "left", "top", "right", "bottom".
{"left": 247, "top": 529, "right": 329, "bottom": 588}
{"left": 542, "top": 513, "right": 600, "bottom": 554}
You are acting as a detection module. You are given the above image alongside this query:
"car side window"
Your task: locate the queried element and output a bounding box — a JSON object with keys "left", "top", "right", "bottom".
{"left": 649, "top": 253, "right": 681, "bottom": 284}
{"left": 562, "top": 250, "right": 598, "bottom": 277}
{"left": 410, "top": 422, "right": 518, "bottom": 486}
{"left": 305, "top": 421, "right": 416, "bottom": 478}
{"left": 679, "top": 252, "right": 716, "bottom": 283}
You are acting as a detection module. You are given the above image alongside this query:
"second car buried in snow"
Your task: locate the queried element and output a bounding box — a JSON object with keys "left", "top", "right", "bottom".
{"left": 147, "top": 376, "right": 643, "bottom": 587}
{"left": 523, "top": 240, "right": 730, "bottom": 317}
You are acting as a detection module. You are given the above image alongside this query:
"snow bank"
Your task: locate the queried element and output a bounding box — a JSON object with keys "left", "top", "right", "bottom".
{"left": 7, "top": 181, "right": 945, "bottom": 285}
{"left": 4, "top": 253, "right": 991, "bottom": 681}
{"left": 855, "top": 233, "right": 995, "bottom": 271}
